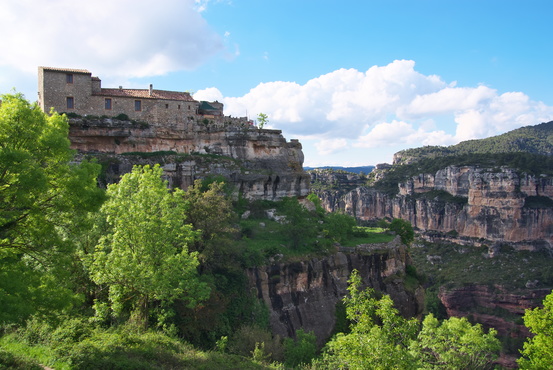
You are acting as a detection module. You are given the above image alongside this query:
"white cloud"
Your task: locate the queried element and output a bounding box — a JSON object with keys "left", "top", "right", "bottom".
{"left": 0, "top": 0, "right": 223, "bottom": 81}
{"left": 194, "top": 88, "right": 225, "bottom": 102}
{"left": 218, "top": 60, "right": 553, "bottom": 161}
{"left": 315, "top": 138, "right": 348, "bottom": 155}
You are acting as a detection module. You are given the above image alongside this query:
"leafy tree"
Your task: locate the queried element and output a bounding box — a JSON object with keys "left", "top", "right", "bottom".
{"left": 284, "top": 329, "right": 317, "bottom": 367}
{"left": 518, "top": 291, "right": 553, "bottom": 369}
{"left": 257, "top": 113, "right": 269, "bottom": 129}
{"left": 181, "top": 179, "right": 237, "bottom": 266}
{"left": 87, "top": 165, "right": 209, "bottom": 328}
{"left": 323, "top": 212, "right": 356, "bottom": 243}
{"left": 321, "top": 270, "right": 419, "bottom": 369}
{"left": 388, "top": 218, "right": 415, "bottom": 245}
{"left": 410, "top": 314, "right": 501, "bottom": 369}
{"left": 279, "top": 197, "right": 317, "bottom": 249}
{"left": 0, "top": 93, "right": 104, "bottom": 323}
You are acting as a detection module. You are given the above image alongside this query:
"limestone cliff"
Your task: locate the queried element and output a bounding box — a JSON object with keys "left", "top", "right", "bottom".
{"left": 246, "top": 238, "right": 424, "bottom": 345}
{"left": 69, "top": 117, "right": 310, "bottom": 200}
{"left": 313, "top": 166, "right": 553, "bottom": 250}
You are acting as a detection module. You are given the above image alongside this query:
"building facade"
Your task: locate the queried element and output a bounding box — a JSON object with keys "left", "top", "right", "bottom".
{"left": 38, "top": 67, "right": 224, "bottom": 125}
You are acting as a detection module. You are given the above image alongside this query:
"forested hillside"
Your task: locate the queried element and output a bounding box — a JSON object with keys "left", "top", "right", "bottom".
{"left": 395, "top": 120, "right": 553, "bottom": 164}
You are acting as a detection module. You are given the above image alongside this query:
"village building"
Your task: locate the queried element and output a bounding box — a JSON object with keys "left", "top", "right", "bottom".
{"left": 37, "top": 67, "right": 235, "bottom": 125}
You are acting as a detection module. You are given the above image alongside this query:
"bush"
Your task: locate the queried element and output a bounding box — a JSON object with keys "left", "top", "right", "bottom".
{"left": 227, "top": 325, "right": 283, "bottom": 362}
{"left": 283, "top": 329, "right": 317, "bottom": 367}
{"left": 113, "top": 113, "right": 130, "bottom": 121}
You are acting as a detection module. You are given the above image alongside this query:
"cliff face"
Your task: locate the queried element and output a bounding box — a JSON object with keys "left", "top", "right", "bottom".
{"left": 70, "top": 117, "right": 310, "bottom": 200}
{"left": 315, "top": 166, "right": 553, "bottom": 250}
{"left": 438, "top": 284, "right": 550, "bottom": 338}
{"left": 246, "top": 239, "right": 424, "bottom": 345}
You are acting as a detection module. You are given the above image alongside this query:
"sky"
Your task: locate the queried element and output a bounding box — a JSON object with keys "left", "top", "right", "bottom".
{"left": 2, "top": 0, "right": 553, "bottom": 167}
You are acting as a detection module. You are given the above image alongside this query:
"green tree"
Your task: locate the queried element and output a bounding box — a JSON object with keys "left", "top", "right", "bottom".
{"left": 321, "top": 270, "right": 419, "bottom": 369}
{"left": 323, "top": 212, "right": 356, "bottom": 243}
{"left": 410, "top": 314, "right": 501, "bottom": 369}
{"left": 518, "top": 291, "right": 553, "bottom": 369}
{"left": 257, "top": 113, "right": 269, "bottom": 129}
{"left": 279, "top": 197, "right": 316, "bottom": 249}
{"left": 182, "top": 179, "right": 237, "bottom": 266}
{"left": 0, "top": 93, "right": 104, "bottom": 323}
{"left": 284, "top": 329, "right": 317, "bottom": 367}
{"left": 388, "top": 218, "right": 415, "bottom": 245}
{"left": 87, "top": 165, "right": 209, "bottom": 328}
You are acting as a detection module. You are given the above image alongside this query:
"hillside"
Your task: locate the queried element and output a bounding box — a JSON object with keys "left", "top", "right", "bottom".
{"left": 394, "top": 120, "right": 553, "bottom": 165}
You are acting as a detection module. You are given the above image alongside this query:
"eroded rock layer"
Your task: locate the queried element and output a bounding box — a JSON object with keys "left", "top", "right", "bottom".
{"left": 247, "top": 239, "right": 424, "bottom": 345}
{"left": 69, "top": 117, "right": 310, "bottom": 200}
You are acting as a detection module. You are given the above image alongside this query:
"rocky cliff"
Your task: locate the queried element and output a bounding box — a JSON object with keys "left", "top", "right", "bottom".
{"left": 313, "top": 166, "right": 553, "bottom": 250}
{"left": 69, "top": 117, "right": 310, "bottom": 200}
{"left": 246, "top": 238, "right": 424, "bottom": 345}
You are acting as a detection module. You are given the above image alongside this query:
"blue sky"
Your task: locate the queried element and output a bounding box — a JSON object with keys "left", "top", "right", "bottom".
{"left": 2, "top": 0, "right": 553, "bottom": 166}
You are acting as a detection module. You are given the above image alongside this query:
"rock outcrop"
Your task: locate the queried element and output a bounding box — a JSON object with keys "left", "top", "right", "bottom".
{"left": 70, "top": 117, "right": 310, "bottom": 200}
{"left": 246, "top": 238, "right": 424, "bottom": 345}
{"left": 438, "top": 284, "right": 550, "bottom": 338}
{"left": 314, "top": 166, "right": 553, "bottom": 250}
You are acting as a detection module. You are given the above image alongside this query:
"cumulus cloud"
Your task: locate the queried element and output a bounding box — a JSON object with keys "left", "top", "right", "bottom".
{"left": 217, "top": 60, "right": 553, "bottom": 158}
{"left": 315, "top": 138, "right": 348, "bottom": 155}
{"left": 0, "top": 0, "right": 223, "bottom": 80}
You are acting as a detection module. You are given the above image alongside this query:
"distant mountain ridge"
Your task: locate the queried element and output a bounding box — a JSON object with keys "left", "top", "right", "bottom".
{"left": 304, "top": 165, "right": 375, "bottom": 174}
{"left": 394, "top": 120, "right": 553, "bottom": 165}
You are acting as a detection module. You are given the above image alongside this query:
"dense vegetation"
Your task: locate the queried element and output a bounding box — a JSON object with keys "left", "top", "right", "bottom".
{"left": 1, "top": 94, "right": 552, "bottom": 369}
{"left": 396, "top": 120, "right": 553, "bottom": 164}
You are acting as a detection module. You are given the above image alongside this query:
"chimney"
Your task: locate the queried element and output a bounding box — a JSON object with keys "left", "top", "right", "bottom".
{"left": 149, "top": 84, "right": 153, "bottom": 96}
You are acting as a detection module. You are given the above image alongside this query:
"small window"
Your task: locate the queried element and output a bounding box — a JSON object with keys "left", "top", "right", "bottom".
{"left": 188, "top": 105, "right": 191, "bottom": 110}
{"left": 134, "top": 100, "right": 142, "bottom": 111}
{"left": 66, "top": 74, "right": 73, "bottom": 83}
{"left": 165, "top": 104, "right": 169, "bottom": 109}
{"left": 66, "top": 97, "right": 74, "bottom": 109}
{"left": 178, "top": 105, "right": 181, "bottom": 110}
{"left": 105, "top": 98, "right": 112, "bottom": 110}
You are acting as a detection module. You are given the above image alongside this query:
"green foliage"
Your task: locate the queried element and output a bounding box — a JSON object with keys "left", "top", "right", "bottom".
{"left": 86, "top": 165, "right": 209, "bottom": 328}
{"left": 227, "top": 325, "right": 284, "bottom": 363}
{"left": 182, "top": 179, "right": 238, "bottom": 262}
{"left": 382, "top": 218, "right": 415, "bottom": 245}
{"left": 257, "top": 113, "right": 269, "bottom": 129}
{"left": 278, "top": 197, "right": 317, "bottom": 250}
{"left": 320, "top": 270, "right": 501, "bottom": 369}
{"left": 518, "top": 291, "right": 553, "bottom": 369}
{"left": 283, "top": 329, "right": 317, "bottom": 368}
{"left": 0, "top": 93, "right": 104, "bottom": 323}
{"left": 322, "top": 212, "right": 356, "bottom": 243}
{"left": 410, "top": 314, "right": 501, "bottom": 369}
{"left": 2, "top": 321, "right": 270, "bottom": 370}
{"left": 321, "top": 270, "right": 419, "bottom": 369}
{"left": 113, "top": 113, "right": 129, "bottom": 121}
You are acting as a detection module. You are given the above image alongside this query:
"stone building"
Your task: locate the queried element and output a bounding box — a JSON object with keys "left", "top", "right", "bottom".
{"left": 37, "top": 66, "right": 226, "bottom": 125}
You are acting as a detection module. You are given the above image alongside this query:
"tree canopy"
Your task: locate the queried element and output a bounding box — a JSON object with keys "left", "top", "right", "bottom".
{"left": 86, "top": 165, "right": 209, "bottom": 328}
{"left": 518, "top": 291, "right": 553, "bottom": 369}
{"left": 0, "top": 93, "right": 104, "bottom": 324}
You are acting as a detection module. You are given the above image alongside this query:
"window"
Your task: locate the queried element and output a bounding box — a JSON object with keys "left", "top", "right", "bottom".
{"left": 66, "top": 97, "right": 74, "bottom": 109}
{"left": 178, "top": 105, "right": 181, "bottom": 110}
{"left": 165, "top": 104, "right": 169, "bottom": 109}
{"left": 134, "top": 100, "right": 141, "bottom": 111}
{"left": 66, "top": 74, "right": 73, "bottom": 83}
{"left": 105, "top": 98, "right": 112, "bottom": 110}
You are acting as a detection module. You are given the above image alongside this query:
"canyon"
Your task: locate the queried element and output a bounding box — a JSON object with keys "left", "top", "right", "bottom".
{"left": 312, "top": 166, "right": 553, "bottom": 250}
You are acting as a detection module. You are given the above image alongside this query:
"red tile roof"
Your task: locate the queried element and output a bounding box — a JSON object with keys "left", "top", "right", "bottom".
{"left": 39, "top": 66, "right": 91, "bottom": 74}
{"left": 97, "top": 88, "right": 196, "bottom": 102}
